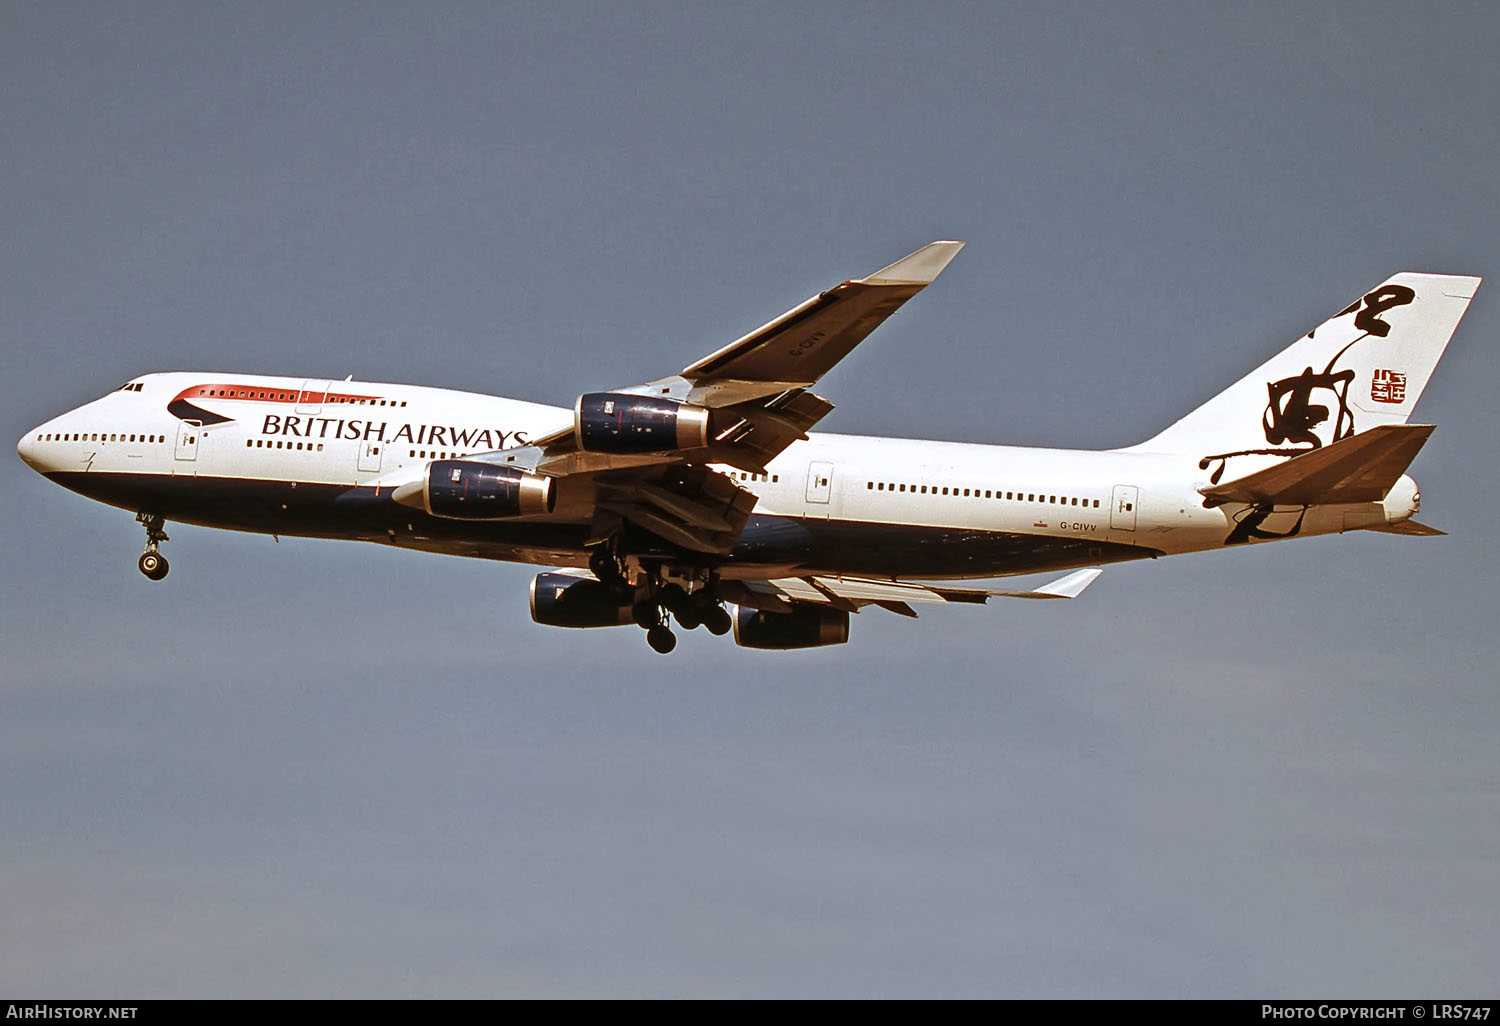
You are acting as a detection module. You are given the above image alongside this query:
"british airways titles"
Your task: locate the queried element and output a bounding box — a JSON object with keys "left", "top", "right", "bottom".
{"left": 260, "top": 414, "right": 531, "bottom": 451}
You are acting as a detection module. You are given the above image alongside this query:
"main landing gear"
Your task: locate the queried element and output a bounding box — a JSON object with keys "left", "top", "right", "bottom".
{"left": 135, "top": 512, "right": 170, "bottom": 581}
{"left": 587, "top": 540, "right": 733, "bottom": 654}
{"left": 628, "top": 577, "right": 733, "bottom": 655}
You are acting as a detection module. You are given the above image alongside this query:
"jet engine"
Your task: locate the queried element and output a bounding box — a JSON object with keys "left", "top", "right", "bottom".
{"left": 732, "top": 606, "right": 850, "bottom": 650}
{"left": 575, "top": 392, "right": 711, "bottom": 453}
{"left": 529, "top": 572, "right": 634, "bottom": 628}
{"left": 394, "top": 460, "right": 555, "bottom": 520}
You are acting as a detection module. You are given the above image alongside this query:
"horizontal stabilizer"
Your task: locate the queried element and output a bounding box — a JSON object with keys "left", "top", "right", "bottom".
{"left": 1365, "top": 519, "right": 1446, "bottom": 537}
{"left": 1199, "top": 424, "right": 1433, "bottom": 508}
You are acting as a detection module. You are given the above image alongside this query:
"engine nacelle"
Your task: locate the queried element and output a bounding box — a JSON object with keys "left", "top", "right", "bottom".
{"left": 529, "top": 572, "right": 634, "bottom": 629}
{"left": 397, "top": 460, "right": 555, "bottom": 520}
{"left": 733, "top": 606, "right": 850, "bottom": 650}
{"left": 575, "top": 392, "right": 711, "bottom": 454}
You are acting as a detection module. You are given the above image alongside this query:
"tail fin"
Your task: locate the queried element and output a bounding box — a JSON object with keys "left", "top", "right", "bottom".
{"left": 1131, "top": 273, "right": 1480, "bottom": 468}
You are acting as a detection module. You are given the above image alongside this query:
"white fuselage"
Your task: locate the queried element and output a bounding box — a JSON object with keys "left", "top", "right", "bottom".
{"left": 17, "top": 371, "right": 1419, "bottom": 580}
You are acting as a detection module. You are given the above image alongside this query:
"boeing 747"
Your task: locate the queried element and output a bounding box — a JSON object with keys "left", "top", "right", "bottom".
{"left": 17, "top": 242, "right": 1478, "bottom": 652}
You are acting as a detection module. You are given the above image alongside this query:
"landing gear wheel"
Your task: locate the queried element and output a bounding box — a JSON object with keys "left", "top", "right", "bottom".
{"left": 645, "top": 625, "right": 677, "bottom": 654}
{"left": 658, "top": 584, "right": 703, "bottom": 630}
{"left": 703, "top": 605, "right": 732, "bottom": 636}
{"left": 135, "top": 512, "right": 171, "bottom": 581}
{"left": 632, "top": 602, "right": 658, "bottom": 629}
{"left": 588, "top": 548, "right": 615, "bottom": 583}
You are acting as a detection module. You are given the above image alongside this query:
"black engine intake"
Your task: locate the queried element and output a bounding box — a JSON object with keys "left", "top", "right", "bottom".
{"left": 575, "top": 392, "right": 711, "bottom": 453}
{"left": 530, "top": 572, "right": 634, "bottom": 628}
{"left": 396, "top": 460, "right": 555, "bottom": 520}
{"left": 733, "top": 606, "right": 850, "bottom": 650}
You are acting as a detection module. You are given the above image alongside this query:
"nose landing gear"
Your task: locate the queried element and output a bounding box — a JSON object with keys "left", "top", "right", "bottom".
{"left": 135, "top": 512, "right": 170, "bottom": 581}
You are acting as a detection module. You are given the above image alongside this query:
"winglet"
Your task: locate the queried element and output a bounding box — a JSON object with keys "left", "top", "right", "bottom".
{"left": 1017, "top": 567, "right": 1103, "bottom": 599}
{"left": 981, "top": 567, "right": 1104, "bottom": 600}
{"left": 860, "top": 241, "right": 965, "bottom": 285}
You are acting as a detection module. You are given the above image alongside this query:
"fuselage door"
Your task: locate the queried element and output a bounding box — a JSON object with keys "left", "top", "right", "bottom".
{"left": 296, "top": 379, "right": 330, "bottom": 414}
{"left": 1110, "top": 484, "right": 1138, "bottom": 530}
{"left": 806, "top": 461, "right": 833, "bottom": 504}
{"left": 175, "top": 420, "right": 200, "bottom": 462}
{"left": 358, "top": 440, "right": 384, "bottom": 474}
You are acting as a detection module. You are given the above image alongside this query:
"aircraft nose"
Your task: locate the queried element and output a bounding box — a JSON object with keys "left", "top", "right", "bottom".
{"left": 18, "top": 420, "right": 61, "bottom": 474}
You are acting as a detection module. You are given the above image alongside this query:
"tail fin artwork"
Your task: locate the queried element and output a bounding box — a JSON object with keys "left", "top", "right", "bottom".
{"left": 1130, "top": 273, "right": 1480, "bottom": 490}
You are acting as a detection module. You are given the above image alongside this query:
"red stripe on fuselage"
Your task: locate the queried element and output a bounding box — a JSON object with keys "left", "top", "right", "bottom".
{"left": 171, "top": 384, "right": 387, "bottom": 406}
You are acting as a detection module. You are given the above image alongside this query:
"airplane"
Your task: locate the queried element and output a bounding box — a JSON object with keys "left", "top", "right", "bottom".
{"left": 16, "top": 242, "right": 1480, "bottom": 653}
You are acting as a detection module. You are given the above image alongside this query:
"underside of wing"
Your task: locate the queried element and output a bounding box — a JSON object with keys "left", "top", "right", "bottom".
{"left": 591, "top": 463, "right": 760, "bottom": 554}
{"left": 725, "top": 568, "right": 1103, "bottom": 618}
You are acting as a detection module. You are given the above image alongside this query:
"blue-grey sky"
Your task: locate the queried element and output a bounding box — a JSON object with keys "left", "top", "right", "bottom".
{"left": 4, "top": 1, "right": 1498, "bottom": 998}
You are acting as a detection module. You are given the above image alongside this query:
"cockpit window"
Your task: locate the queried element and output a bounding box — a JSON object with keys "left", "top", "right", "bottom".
{"left": 114, "top": 382, "right": 144, "bottom": 393}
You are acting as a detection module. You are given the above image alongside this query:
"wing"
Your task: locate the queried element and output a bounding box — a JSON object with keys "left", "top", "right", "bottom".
{"left": 723, "top": 568, "right": 1104, "bottom": 618}
{"left": 487, "top": 241, "right": 964, "bottom": 553}
{"left": 680, "top": 239, "right": 967, "bottom": 390}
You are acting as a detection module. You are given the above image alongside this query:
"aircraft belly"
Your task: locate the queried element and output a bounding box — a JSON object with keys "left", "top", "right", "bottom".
{"left": 730, "top": 514, "right": 1157, "bottom": 579}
